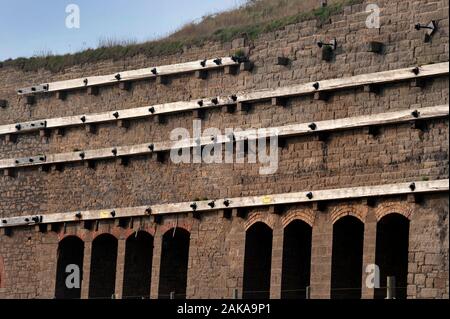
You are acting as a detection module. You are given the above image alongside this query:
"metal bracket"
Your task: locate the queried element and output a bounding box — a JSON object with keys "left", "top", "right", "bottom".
{"left": 15, "top": 155, "right": 46, "bottom": 166}
{"left": 415, "top": 21, "right": 438, "bottom": 42}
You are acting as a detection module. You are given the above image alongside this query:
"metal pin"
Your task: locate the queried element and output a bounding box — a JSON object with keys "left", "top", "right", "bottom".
{"left": 411, "top": 110, "right": 420, "bottom": 118}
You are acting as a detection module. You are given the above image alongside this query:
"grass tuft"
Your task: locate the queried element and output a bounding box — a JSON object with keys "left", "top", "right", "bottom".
{"left": 2, "top": 0, "right": 363, "bottom": 73}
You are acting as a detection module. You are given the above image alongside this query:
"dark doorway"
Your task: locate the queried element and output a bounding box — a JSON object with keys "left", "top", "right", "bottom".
{"left": 330, "top": 216, "right": 364, "bottom": 299}
{"left": 55, "top": 236, "right": 84, "bottom": 299}
{"left": 122, "top": 231, "right": 154, "bottom": 299}
{"left": 375, "top": 214, "right": 410, "bottom": 299}
{"left": 243, "top": 222, "right": 273, "bottom": 299}
{"left": 88, "top": 234, "right": 118, "bottom": 299}
{"left": 281, "top": 220, "right": 312, "bottom": 299}
{"left": 158, "top": 228, "right": 190, "bottom": 299}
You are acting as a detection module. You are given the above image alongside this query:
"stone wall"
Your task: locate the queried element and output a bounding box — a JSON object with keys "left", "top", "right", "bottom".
{"left": 0, "top": 0, "right": 448, "bottom": 299}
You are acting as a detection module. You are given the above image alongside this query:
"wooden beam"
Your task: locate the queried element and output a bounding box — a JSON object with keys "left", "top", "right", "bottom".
{"left": 3, "top": 63, "right": 447, "bottom": 137}
{"left": 0, "top": 180, "right": 447, "bottom": 228}
{"left": 0, "top": 105, "right": 447, "bottom": 170}
{"left": 17, "top": 57, "right": 240, "bottom": 95}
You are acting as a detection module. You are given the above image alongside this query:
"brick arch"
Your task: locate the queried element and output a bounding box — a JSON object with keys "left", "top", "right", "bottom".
{"left": 0, "top": 256, "right": 4, "bottom": 288}
{"left": 125, "top": 229, "right": 154, "bottom": 240}
{"left": 159, "top": 219, "right": 193, "bottom": 235}
{"left": 330, "top": 204, "right": 368, "bottom": 224}
{"left": 244, "top": 212, "right": 276, "bottom": 231}
{"left": 58, "top": 233, "right": 83, "bottom": 242}
{"left": 281, "top": 209, "right": 316, "bottom": 228}
{"left": 375, "top": 202, "right": 414, "bottom": 221}
{"left": 92, "top": 231, "right": 119, "bottom": 241}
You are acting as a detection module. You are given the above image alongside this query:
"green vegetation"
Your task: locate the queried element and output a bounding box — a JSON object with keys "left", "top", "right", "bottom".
{"left": 1, "top": 0, "right": 363, "bottom": 73}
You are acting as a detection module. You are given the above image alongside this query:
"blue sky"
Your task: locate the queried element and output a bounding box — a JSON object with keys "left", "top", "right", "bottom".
{"left": 0, "top": 0, "right": 245, "bottom": 61}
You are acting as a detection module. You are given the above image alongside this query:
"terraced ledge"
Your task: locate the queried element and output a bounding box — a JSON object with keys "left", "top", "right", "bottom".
{"left": 0, "top": 105, "right": 447, "bottom": 170}
{"left": 0, "top": 179, "right": 448, "bottom": 229}
{"left": 2, "top": 62, "right": 447, "bottom": 137}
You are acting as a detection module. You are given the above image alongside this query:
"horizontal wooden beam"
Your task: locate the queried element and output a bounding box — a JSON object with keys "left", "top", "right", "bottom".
{"left": 17, "top": 57, "right": 240, "bottom": 95}
{"left": 3, "top": 62, "right": 447, "bottom": 137}
{"left": 0, "top": 179, "right": 447, "bottom": 228}
{"left": 0, "top": 105, "right": 447, "bottom": 170}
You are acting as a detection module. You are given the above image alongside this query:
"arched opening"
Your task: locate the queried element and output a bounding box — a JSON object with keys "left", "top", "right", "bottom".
{"left": 122, "top": 231, "right": 154, "bottom": 299}
{"left": 54, "top": 236, "right": 84, "bottom": 299}
{"left": 88, "top": 234, "right": 118, "bottom": 299}
{"left": 281, "top": 220, "right": 312, "bottom": 299}
{"left": 158, "top": 228, "right": 190, "bottom": 299}
{"left": 330, "top": 216, "right": 364, "bottom": 299}
{"left": 375, "top": 213, "right": 410, "bottom": 299}
{"left": 243, "top": 222, "right": 273, "bottom": 299}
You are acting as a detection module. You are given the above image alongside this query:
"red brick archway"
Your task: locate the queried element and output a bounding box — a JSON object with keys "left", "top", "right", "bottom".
{"left": 245, "top": 212, "right": 276, "bottom": 231}
{"left": 55, "top": 236, "right": 84, "bottom": 299}
{"left": 122, "top": 231, "right": 154, "bottom": 299}
{"left": 281, "top": 219, "right": 312, "bottom": 299}
{"left": 243, "top": 222, "right": 273, "bottom": 299}
{"left": 375, "top": 202, "right": 414, "bottom": 221}
{"left": 158, "top": 228, "right": 190, "bottom": 299}
{"left": 88, "top": 233, "right": 118, "bottom": 299}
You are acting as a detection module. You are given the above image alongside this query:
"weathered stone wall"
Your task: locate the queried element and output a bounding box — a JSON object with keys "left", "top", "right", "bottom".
{"left": 0, "top": 0, "right": 448, "bottom": 299}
